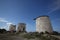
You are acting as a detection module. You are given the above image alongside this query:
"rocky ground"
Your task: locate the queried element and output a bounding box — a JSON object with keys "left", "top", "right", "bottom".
{"left": 0, "top": 33, "right": 60, "bottom": 40}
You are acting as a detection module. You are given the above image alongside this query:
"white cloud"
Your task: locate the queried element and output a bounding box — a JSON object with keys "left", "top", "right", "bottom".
{"left": 0, "top": 18, "right": 13, "bottom": 30}
{"left": 7, "top": 22, "right": 12, "bottom": 25}
{"left": 0, "top": 18, "right": 8, "bottom": 23}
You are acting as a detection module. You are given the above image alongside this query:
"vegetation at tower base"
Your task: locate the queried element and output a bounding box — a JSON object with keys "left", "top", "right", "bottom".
{"left": 0, "top": 29, "right": 60, "bottom": 40}
{"left": 22, "top": 32, "right": 60, "bottom": 40}
{"left": 52, "top": 31, "right": 60, "bottom": 35}
{"left": 0, "top": 29, "right": 7, "bottom": 33}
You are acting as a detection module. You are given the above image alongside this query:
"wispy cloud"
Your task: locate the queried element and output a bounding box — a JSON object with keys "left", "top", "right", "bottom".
{"left": 0, "top": 18, "right": 13, "bottom": 30}
{"left": 48, "top": 0, "right": 60, "bottom": 14}
{"left": 0, "top": 18, "right": 8, "bottom": 23}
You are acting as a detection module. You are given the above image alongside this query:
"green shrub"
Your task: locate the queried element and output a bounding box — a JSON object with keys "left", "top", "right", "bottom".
{"left": 0, "top": 29, "right": 7, "bottom": 33}
{"left": 45, "top": 31, "right": 49, "bottom": 34}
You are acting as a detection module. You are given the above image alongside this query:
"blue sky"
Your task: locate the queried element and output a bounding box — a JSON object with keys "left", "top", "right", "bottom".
{"left": 0, "top": 0, "right": 60, "bottom": 32}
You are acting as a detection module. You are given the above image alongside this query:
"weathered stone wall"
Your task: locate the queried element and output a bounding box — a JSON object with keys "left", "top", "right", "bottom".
{"left": 17, "top": 23, "right": 26, "bottom": 32}
{"left": 9, "top": 24, "right": 16, "bottom": 32}
{"left": 36, "top": 16, "right": 53, "bottom": 33}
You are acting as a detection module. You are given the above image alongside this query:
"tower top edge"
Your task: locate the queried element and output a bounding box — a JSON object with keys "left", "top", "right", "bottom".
{"left": 18, "top": 23, "right": 26, "bottom": 25}
{"left": 34, "top": 15, "right": 49, "bottom": 20}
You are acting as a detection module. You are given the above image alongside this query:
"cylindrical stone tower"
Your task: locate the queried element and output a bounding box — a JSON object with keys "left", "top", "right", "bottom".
{"left": 17, "top": 23, "right": 26, "bottom": 32}
{"left": 9, "top": 24, "right": 16, "bottom": 32}
{"left": 34, "top": 15, "right": 53, "bottom": 33}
